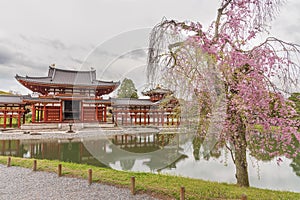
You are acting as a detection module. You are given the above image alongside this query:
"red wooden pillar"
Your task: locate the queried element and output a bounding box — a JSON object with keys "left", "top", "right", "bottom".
{"left": 95, "top": 103, "right": 99, "bottom": 121}
{"left": 3, "top": 105, "right": 7, "bottom": 129}
{"left": 32, "top": 104, "right": 36, "bottom": 123}
{"left": 9, "top": 115, "right": 13, "bottom": 127}
{"left": 161, "top": 111, "right": 164, "bottom": 126}
{"left": 40, "top": 106, "right": 42, "bottom": 122}
{"left": 104, "top": 106, "right": 107, "bottom": 122}
{"left": 43, "top": 104, "right": 47, "bottom": 122}
{"left": 17, "top": 109, "right": 21, "bottom": 128}
{"left": 36, "top": 105, "right": 39, "bottom": 122}
{"left": 22, "top": 108, "right": 26, "bottom": 124}
{"left": 98, "top": 107, "right": 103, "bottom": 122}
{"left": 59, "top": 101, "right": 63, "bottom": 122}
{"left": 139, "top": 107, "right": 142, "bottom": 125}
{"left": 38, "top": 103, "right": 42, "bottom": 122}
{"left": 143, "top": 111, "right": 146, "bottom": 125}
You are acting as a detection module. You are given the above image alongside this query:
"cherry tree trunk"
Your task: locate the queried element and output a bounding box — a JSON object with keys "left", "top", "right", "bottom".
{"left": 233, "top": 124, "right": 250, "bottom": 187}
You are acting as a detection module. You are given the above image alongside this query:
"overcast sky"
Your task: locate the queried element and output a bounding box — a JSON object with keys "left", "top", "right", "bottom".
{"left": 0, "top": 0, "right": 299, "bottom": 95}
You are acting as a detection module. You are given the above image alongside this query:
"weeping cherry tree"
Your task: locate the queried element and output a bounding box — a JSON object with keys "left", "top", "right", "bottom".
{"left": 147, "top": 0, "right": 300, "bottom": 187}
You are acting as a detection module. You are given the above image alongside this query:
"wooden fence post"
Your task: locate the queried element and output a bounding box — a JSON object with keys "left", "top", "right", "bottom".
{"left": 33, "top": 160, "right": 37, "bottom": 171}
{"left": 241, "top": 194, "right": 247, "bottom": 200}
{"left": 7, "top": 157, "right": 11, "bottom": 167}
{"left": 131, "top": 176, "right": 135, "bottom": 195}
{"left": 88, "top": 169, "right": 92, "bottom": 185}
{"left": 180, "top": 186, "right": 185, "bottom": 200}
{"left": 58, "top": 164, "right": 62, "bottom": 177}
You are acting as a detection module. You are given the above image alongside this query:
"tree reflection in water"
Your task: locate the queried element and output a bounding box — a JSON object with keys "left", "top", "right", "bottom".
{"left": 0, "top": 131, "right": 299, "bottom": 179}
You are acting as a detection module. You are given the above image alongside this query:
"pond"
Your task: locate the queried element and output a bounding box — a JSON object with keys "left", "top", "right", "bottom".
{"left": 1, "top": 131, "right": 299, "bottom": 192}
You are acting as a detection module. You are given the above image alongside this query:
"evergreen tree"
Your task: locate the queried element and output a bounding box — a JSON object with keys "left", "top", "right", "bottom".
{"left": 117, "top": 78, "right": 138, "bottom": 99}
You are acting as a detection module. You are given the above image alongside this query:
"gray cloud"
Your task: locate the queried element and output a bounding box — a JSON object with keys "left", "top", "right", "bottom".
{"left": 119, "top": 49, "right": 147, "bottom": 60}
{"left": 69, "top": 56, "right": 83, "bottom": 65}
{"left": 20, "top": 35, "right": 67, "bottom": 50}
{"left": 0, "top": 45, "right": 32, "bottom": 68}
{"left": 0, "top": 0, "right": 299, "bottom": 96}
{"left": 0, "top": 46, "right": 13, "bottom": 65}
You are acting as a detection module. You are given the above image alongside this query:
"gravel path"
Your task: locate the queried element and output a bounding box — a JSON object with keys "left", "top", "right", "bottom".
{"left": 0, "top": 165, "right": 159, "bottom": 200}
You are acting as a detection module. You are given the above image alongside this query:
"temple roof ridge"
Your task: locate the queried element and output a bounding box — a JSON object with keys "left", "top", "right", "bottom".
{"left": 16, "top": 66, "right": 119, "bottom": 86}
{"left": 48, "top": 65, "right": 96, "bottom": 73}
{"left": 15, "top": 74, "right": 51, "bottom": 79}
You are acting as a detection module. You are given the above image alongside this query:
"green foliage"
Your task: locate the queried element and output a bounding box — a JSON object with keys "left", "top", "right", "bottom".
{"left": 289, "top": 93, "right": 300, "bottom": 119}
{"left": 25, "top": 113, "right": 32, "bottom": 123}
{"left": 117, "top": 78, "right": 138, "bottom": 99}
{"left": 0, "top": 156, "right": 299, "bottom": 200}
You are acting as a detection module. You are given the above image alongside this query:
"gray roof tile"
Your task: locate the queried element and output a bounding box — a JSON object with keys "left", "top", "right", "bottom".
{"left": 111, "top": 98, "right": 156, "bottom": 106}
{"left": 16, "top": 66, "right": 119, "bottom": 87}
{"left": 0, "top": 95, "right": 25, "bottom": 104}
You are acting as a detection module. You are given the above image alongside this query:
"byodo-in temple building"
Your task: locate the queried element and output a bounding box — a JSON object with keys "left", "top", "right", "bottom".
{"left": 0, "top": 66, "right": 180, "bottom": 128}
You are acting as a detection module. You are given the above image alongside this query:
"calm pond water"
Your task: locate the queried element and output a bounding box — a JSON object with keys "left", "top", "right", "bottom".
{"left": 1, "top": 132, "right": 300, "bottom": 192}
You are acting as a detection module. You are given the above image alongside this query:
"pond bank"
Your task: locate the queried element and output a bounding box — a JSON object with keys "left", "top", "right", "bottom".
{"left": 0, "top": 156, "right": 299, "bottom": 200}
{"left": 0, "top": 126, "right": 161, "bottom": 141}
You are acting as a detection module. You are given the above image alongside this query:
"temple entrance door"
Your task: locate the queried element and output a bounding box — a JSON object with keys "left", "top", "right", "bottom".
{"left": 63, "top": 100, "right": 81, "bottom": 121}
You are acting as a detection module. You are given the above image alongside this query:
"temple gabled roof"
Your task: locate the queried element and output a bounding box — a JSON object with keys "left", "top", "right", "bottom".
{"left": 142, "top": 85, "right": 173, "bottom": 96}
{"left": 16, "top": 66, "right": 119, "bottom": 87}
{"left": 15, "top": 66, "right": 120, "bottom": 96}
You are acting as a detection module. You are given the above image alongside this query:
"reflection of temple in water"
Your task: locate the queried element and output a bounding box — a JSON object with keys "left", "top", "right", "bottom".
{"left": 83, "top": 133, "right": 187, "bottom": 171}
{"left": 0, "top": 133, "right": 187, "bottom": 171}
{"left": 0, "top": 139, "right": 105, "bottom": 166}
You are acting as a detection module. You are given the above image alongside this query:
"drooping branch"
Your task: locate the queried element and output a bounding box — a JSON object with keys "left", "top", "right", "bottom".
{"left": 250, "top": 37, "right": 300, "bottom": 94}
{"left": 147, "top": 18, "right": 204, "bottom": 85}
{"left": 214, "top": 0, "right": 233, "bottom": 39}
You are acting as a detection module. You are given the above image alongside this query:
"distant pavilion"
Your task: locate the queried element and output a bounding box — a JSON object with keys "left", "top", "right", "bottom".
{"left": 0, "top": 95, "right": 27, "bottom": 129}
{"left": 112, "top": 85, "right": 179, "bottom": 126}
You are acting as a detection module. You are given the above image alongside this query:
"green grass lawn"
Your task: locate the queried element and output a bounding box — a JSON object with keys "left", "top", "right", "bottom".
{"left": 0, "top": 156, "right": 299, "bottom": 200}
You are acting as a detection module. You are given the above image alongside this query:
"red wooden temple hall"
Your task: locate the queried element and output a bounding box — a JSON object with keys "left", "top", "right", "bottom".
{"left": 111, "top": 85, "right": 180, "bottom": 126}
{"left": 15, "top": 66, "right": 120, "bottom": 123}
